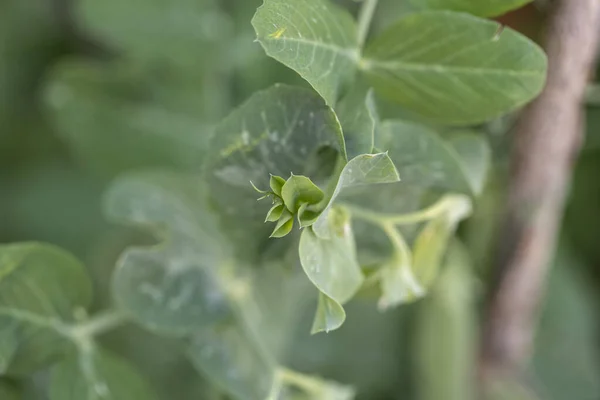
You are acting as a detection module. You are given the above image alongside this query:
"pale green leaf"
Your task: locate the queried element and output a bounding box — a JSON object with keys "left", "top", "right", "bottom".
{"left": 188, "top": 325, "right": 275, "bottom": 400}
{"left": 378, "top": 121, "right": 473, "bottom": 195}
{"left": 313, "top": 153, "right": 400, "bottom": 239}
{"left": 104, "top": 172, "right": 234, "bottom": 335}
{"left": 252, "top": 0, "right": 359, "bottom": 105}
{"left": 104, "top": 171, "right": 281, "bottom": 400}
{"left": 447, "top": 132, "right": 491, "bottom": 195}
{"left": 411, "top": 0, "right": 533, "bottom": 17}
{"left": 271, "top": 209, "right": 295, "bottom": 238}
{"left": 204, "top": 84, "right": 346, "bottom": 258}
{"left": 362, "top": 11, "right": 547, "bottom": 124}
{"left": 413, "top": 195, "right": 472, "bottom": 287}
{"left": 0, "top": 243, "right": 92, "bottom": 374}
{"left": 311, "top": 293, "right": 346, "bottom": 334}
{"left": 49, "top": 347, "right": 158, "bottom": 400}
{"left": 265, "top": 204, "right": 285, "bottom": 222}
{"left": 298, "top": 203, "right": 322, "bottom": 228}
{"left": 337, "top": 84, "right": 377, "bottom": 158}
{"left": 415, "top": 240, "right": 476, "bottom": 400}
{"left": 270, "top": 175, "right": 287, "bottom": 196}
{"left": 299, "top": 208, "right": 363, "bottom": 333}
{"left": 281, "top": 175, "right": 325, "bottom": 213}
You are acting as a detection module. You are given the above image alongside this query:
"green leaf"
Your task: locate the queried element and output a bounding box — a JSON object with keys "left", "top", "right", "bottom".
{"left": 188, "top": 324, "right": 275, "bottom": 400}
{"left": 104, "top": 172, "right": 234, "bottom": 335}
{"left": 311, "top": 292, "right": 346, "bottom": 334}
{"left": 300, "top": 210, "right": 363, "bottom": 303}
{"left": 413, "top": 195, "right": 472, "bottom": 288}
{"left": 447, "top": 132, "right": 491, "bottom": 195}
{"left": 414, "top": 240, "right": 476, "bottom": 400}
{"left": 313, "top": 153, "right": 400, "bottom": 239}
{"left": 337, "top": 84, "right": 377, "bottom": 158}
{"left": 362, "top": 11, "right": 547, "bottom": 125}
{"left": 265, "top": 204, "right": 285, "bottom": 223}
{"left": 252, "top": 0, "right": 360, "bottom": 105}
{"left": 299, "top": 208, "right": 363, "bottom": 333}
{"left": 270, "top": 209, "right": 295, "bottom": 238}
{"left": 45, "top": 60, "right": 211, "bottom": 177}
{"left": 298, "top": 203, "right": 322, "bottom": 228}
{"left": 204, "top": 84, "right": 346, "bottom": 258}
{"left": 0, "top": 243, "right": 92, "bottom": 374}
{"left": 49, "top": 347, "right": 158, "bottom": 400}
{"left": 270, "top": 175, "right": 287, "bottom": 196}
{"left": 378, "top": 121, "right": 474, "bottom": 195}
{"left": 411, "top": 0, "right": 533, "bottom": 17}
{"left": 281, "top": 175, "right": 325, "bottom": 213}
{"left": 104, "top": 171, "right": 283, "bottom": 400}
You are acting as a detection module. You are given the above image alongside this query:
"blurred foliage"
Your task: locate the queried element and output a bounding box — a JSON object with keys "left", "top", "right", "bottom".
{"left": 1, "top": 0, "right": 599, "bottom": 399}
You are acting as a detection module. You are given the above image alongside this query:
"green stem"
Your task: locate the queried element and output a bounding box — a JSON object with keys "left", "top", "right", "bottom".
{"left": 69, "top": 309, "right": 129, "bottom": 340}
{"left": 278, "top": 368, "right": 325, "bottom": 394}
{"left": 357, "top": 0, "right": 380, "bottom": 48}
{"left": 344, "top": 195, "right": 454, "bottom": 226}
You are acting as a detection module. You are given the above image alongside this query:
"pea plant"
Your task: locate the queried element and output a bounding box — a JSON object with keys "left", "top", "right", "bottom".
{"left": 0, "top": 0, "right": 546, "bottom": 399}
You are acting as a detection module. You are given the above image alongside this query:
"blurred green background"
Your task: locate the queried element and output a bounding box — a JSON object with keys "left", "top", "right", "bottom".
{"left": 1, "top": 0, "right": 599, "bottom": 398}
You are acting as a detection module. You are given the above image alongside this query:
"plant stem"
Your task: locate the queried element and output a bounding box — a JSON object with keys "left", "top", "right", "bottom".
{"left": 344, "top": 195, "right": 454, "bottom": 226}
{"left": 278, "top": 368, "right": 324, "bottom": 394}
{"left": 69, "top": 309, "right": 129, "bottom": 339}
{"left": 357, "top": 0, "right": 379, "bottom": 48}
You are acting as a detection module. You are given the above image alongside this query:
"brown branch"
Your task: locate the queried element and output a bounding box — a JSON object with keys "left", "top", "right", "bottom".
{"left": 480, "top": 0, "right": 600, "bottom": 390}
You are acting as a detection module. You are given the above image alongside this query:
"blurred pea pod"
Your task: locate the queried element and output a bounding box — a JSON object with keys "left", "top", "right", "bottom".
{"left": 414, "top": 240, "right": 477, "bottom": 400}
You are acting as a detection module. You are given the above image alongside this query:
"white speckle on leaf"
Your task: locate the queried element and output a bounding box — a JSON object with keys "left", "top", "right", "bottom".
{"left": 140, "top": 283, "right": 163, "bottom": 302}
{"left": 94, "top": 382, "right": 110, "bottom": 398}
{"left": 241, "top": 130, "right": 250, "bottom": 145}
{"left": 168, "top": 282, "right": 194, "bottom": 311}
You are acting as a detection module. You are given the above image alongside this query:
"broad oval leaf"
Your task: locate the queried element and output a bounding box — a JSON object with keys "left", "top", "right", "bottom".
{"left": 378, "top": 121, "right": 474, "bottom": 195}
{"left": 49, "top": 347, "right": 158, "bottom": 400}
{"left": 313, "top": 153, "right": 400, "bottom": 238}
{"left": 252, "top": 0, "right": 359, "bottom": 105}
{"left": 105, "top": 172, "right": 234, "bottom": 335}
{"left": 300, "top": 212, "right": 363, "bottom": 304}
{"left": 299, "top": 208, "right": 363, "bottom": 333}
{"left": 204, "top": 84, "right": 346, "bottom": 258}
{"left": 362, "top": 11, "right": 547, "bottom": 125}
{"left": 411, "top": 0, "right": 533, "bottom": 17}
{"left": 104, "top": 171, "right": 291, "bottom": 400}
{"left": 0, "top": 243, "right": 92, "bottom": 374}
